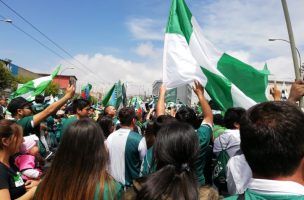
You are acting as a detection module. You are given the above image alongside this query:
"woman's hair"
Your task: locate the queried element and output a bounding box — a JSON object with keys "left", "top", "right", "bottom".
{"left": 224, "top": 107, "right": 246, "bottom": 129}
{"left": 136, "top": 122, "right": 200, "bottom": 200}
{"left": 34, "top": 118, "right": 113, "bottom": 200}
{"left": 199, "top": 186, "right": 222, "bottom": 200}
{"left": 97, "top": 116, "right": 114, "bottom": 138}
{"left": 0, "top": 119, "right": 22, "bottom": 150}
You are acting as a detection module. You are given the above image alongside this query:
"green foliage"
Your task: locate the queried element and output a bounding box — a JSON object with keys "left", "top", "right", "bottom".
{"left": 45, "top": 82, "right": 60, "bottom": 96}
{"left": 11, "top": 75, "right": 34, "bottom": 91}
{"left": 0, "top": 63, "right": 15, "bottom": 90}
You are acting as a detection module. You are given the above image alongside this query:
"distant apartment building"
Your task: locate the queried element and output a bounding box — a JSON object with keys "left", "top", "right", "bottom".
{"left": 152, "top": 80, "right": 192, "bottom": 106}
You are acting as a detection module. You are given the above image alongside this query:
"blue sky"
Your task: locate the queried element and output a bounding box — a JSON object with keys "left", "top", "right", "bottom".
{"left": 1, "top": 0, "right": 303, "bottom": 95}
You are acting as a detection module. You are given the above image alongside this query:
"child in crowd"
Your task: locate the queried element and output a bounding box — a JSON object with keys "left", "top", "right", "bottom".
{"left": 15, "top": 135, "right": 43, "bottom": 181}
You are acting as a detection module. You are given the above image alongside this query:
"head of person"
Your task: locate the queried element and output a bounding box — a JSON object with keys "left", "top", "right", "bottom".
{"left": 175, "top": 106, "right": 200, "bottom": 129}
{"left": 224, "top": 107, "right": 246, "bottom": 129}
{"left": 213, "top": 114, "right": 225, "bottom": 126}
{"left": 20, "top": 135, "right": 39, "bottom": 156}
{"left": 88, "top": 107, "right": 95, "bottom": 116}
{"left": 136, "top": 122, "right": 200, "bottom": 200}
{"left": 118, "top": 107, "right": 136, "bottom": 127}
{"left": 72, "top": 99, "right": 90, "bottom": 118}
{"left": 0, "top": 96, "right": 6, "bottom": 106}
{"left": 104, "top": 105, "right": 116, "bottom": 118}
{"left": 7, "top": 97, "right": 33, "bottom": 118}
{"left": 152, "top": 115, "right": 177, "bottom": 137}
{"left": 97, "top": 116, "right": 114, "bottom": 138}
{"left": 0, "top": 119, "right": 24, "bottom": 155}
{"left": 240, "top": 101, "right": 304, "bottom": 180}
{"left": 34, "top": 118, "right": 109, "bottom": 200}
{"left": 34, "top": 95, "right": 45, "bottom": 104}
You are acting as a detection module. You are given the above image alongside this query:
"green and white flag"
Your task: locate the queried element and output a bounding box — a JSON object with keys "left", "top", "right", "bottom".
{"left": 10, "top": 65, "right": 61, "bottom": 101}
{"left": 163, "top": 0, "right": 269, "bottom": 110}
{"left": 102, "top": 80, "right": 124, "bottom": 109}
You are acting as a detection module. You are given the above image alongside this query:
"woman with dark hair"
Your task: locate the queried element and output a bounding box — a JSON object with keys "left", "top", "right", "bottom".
{"left": 0, "top": 119, "right": 39, "bottom": 200}
{"left": 134, "top": 122, "right": 201, "bottom": 200}
{"left": 34, "top": 118, "right": 123, "bottom": 200}
{"left": 97, "top": 116, "right": 115, "bottom": 138}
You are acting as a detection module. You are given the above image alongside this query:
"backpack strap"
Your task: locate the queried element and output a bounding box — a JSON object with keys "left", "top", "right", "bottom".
{"left": 237, "top": 193, "right": 245, "bottom": 200}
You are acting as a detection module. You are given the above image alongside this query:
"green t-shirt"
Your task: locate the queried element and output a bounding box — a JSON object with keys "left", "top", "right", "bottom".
{"left": 195, "top": 124, "right": 212, "bottom": 186}
{"left": 225, "top": 189, "right": 304, "bottom": 200}
{"left": 94, "top": 179, "right": 123, "bottom": 200}
{"left": 17, "top": 116, "right": 40, "bottom": 136}
{"left": 61, "top": 115, "right": 77, "bottom": 135}
{"left": 139, "top": 123, "right": 212, "bottom": 186}
{"left": 140, "top": 146, "right": 155, "bottom": 177}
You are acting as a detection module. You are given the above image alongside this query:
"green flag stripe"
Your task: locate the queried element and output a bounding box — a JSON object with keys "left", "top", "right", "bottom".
{"left": 201, "top": 67, "right": 233, "bottom": 111}
{"left": 102, "top": 84, "right": 115, "bottom": 106}
{"left": 166, "top": 0, "right": 193, "bottom": 44}
{"left": 217, "top": 53, "right": 268, "bottom": 103}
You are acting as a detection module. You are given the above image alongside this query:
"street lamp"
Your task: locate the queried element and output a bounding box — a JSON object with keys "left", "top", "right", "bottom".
{"left": 0, "top": 18, "right": 12, "bottom": 23}
{"left": 268, "top": 38, "right": 303, "bottom": 72}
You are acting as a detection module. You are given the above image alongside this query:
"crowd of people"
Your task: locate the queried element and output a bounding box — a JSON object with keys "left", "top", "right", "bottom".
{"left": 1, "top": 80, "right": 304, "bottom": 200}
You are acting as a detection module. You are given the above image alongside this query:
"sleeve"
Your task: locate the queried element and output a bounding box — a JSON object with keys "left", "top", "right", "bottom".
{"left": 0, "top": 166, "right": 9, "bottom": 189}
{"left": 22, "top": 169, "right": 41, "bottom": 179}
{"left": 15, "top": 155, "right": 36, "bottom": 172}
{"left": 138, "top": 138, "right": 147, "bottom": 161}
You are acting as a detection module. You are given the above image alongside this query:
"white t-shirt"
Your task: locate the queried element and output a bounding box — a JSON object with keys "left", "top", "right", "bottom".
{"left": 213, "top": 129, "right": 240, "bottom": 157}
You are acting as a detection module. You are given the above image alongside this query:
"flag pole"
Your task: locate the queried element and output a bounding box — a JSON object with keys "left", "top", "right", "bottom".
{"left": 281, "top": 0, "right": 303, "bottom": 107}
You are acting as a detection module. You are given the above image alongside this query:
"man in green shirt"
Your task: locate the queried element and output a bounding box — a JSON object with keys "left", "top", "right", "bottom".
{"left": 7, "top": 85, "right": 75, "bottom": 157}
{"left": 61, "top": 99, "right": 90, "bottom": 136}
{"left": 225, "top": 101, "right": 304, "bottom": 199}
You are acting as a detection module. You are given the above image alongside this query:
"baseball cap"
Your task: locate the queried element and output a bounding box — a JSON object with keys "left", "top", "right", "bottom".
{"left": 7, "top": 97, "right": 33, "bottom": 115}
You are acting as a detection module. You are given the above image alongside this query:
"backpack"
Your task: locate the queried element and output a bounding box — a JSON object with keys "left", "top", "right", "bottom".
{"left": 212, "top": 137, "right": 230, "bottom": 192}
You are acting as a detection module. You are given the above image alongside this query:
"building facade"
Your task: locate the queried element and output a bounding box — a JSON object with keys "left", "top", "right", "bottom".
{"left": 152, "top": 80, "right": 192, "bottom": 106}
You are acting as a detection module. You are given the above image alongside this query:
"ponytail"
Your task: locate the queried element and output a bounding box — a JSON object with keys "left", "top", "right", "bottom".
{"left": 136, "top": 164, "right": 199, "bottom": 200}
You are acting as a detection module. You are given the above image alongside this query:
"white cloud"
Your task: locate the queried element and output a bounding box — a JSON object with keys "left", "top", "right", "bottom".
{"left": 60, "top": 53, "right": 162, "bottom": 95}
{"left": 133, "top": 42, "right": 163, "bottom": 59}
{"left": 126, "top": 18, "right": 165, "bottom": 41}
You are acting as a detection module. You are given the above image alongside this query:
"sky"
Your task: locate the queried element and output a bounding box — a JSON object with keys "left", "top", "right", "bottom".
{"left": 0, "top": 0, "right": 303, "bottom": 96}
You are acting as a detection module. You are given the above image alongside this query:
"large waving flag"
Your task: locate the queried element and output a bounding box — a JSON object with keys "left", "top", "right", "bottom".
{"left": 10, "top": 65, "right": 61, "bottom": 101}
{"left": 163, "top": 0, "right": 269, "bottom": 110}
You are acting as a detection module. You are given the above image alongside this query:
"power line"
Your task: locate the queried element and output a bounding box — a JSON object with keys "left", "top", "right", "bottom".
{"left": 0, "top": 0, "right": 106, "bottom": 84}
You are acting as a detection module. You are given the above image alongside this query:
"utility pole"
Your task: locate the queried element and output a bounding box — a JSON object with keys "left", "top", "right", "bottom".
{"left": 281, "top": 0, "right": 303, "bottom": 107}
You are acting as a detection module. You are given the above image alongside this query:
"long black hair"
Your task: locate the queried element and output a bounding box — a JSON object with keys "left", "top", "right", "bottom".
{"left": 136, "top": 122, "right": 200, "bottom": 200}
{"left": 34, "top": 118, "right": 114, "bottom": 200}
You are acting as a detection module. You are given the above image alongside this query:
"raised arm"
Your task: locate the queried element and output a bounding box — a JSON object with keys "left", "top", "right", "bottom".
{"left": 33, "top": 85, "right": 75, "bottom": 127}
{"left": 287, "top": 80, "right": 304, "bottom": 104}
{"left": 156, "top": 84, "right": 166, "bottom": 117}
{"left": 270, "top": 83, "right": 282, "bottom": 101}
{"left": 192, "top": 80, "right": 213, "bottom": 125}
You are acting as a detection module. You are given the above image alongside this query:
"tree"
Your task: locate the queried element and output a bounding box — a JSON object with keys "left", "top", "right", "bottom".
{"left": 45, "top": 82, "right": 60, "bottom": 96}
{"left": 0, "top": 63, "right": 15, "bottom": 90}
{"left": 11, "top": 75, "right": 34, "bottom": 92}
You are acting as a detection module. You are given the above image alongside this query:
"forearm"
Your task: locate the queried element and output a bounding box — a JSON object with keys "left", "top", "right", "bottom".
{"left": 156, "top": 95, "right": 165, "bottom": 117}
{"left": 198, "top": 94, "right": 213, "bottom": 124}
{"left": 33, "top": 96, "right": 69, "bottom": 126}
{"left": 16, "top": 186, "right": 37, "bottom": 200}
